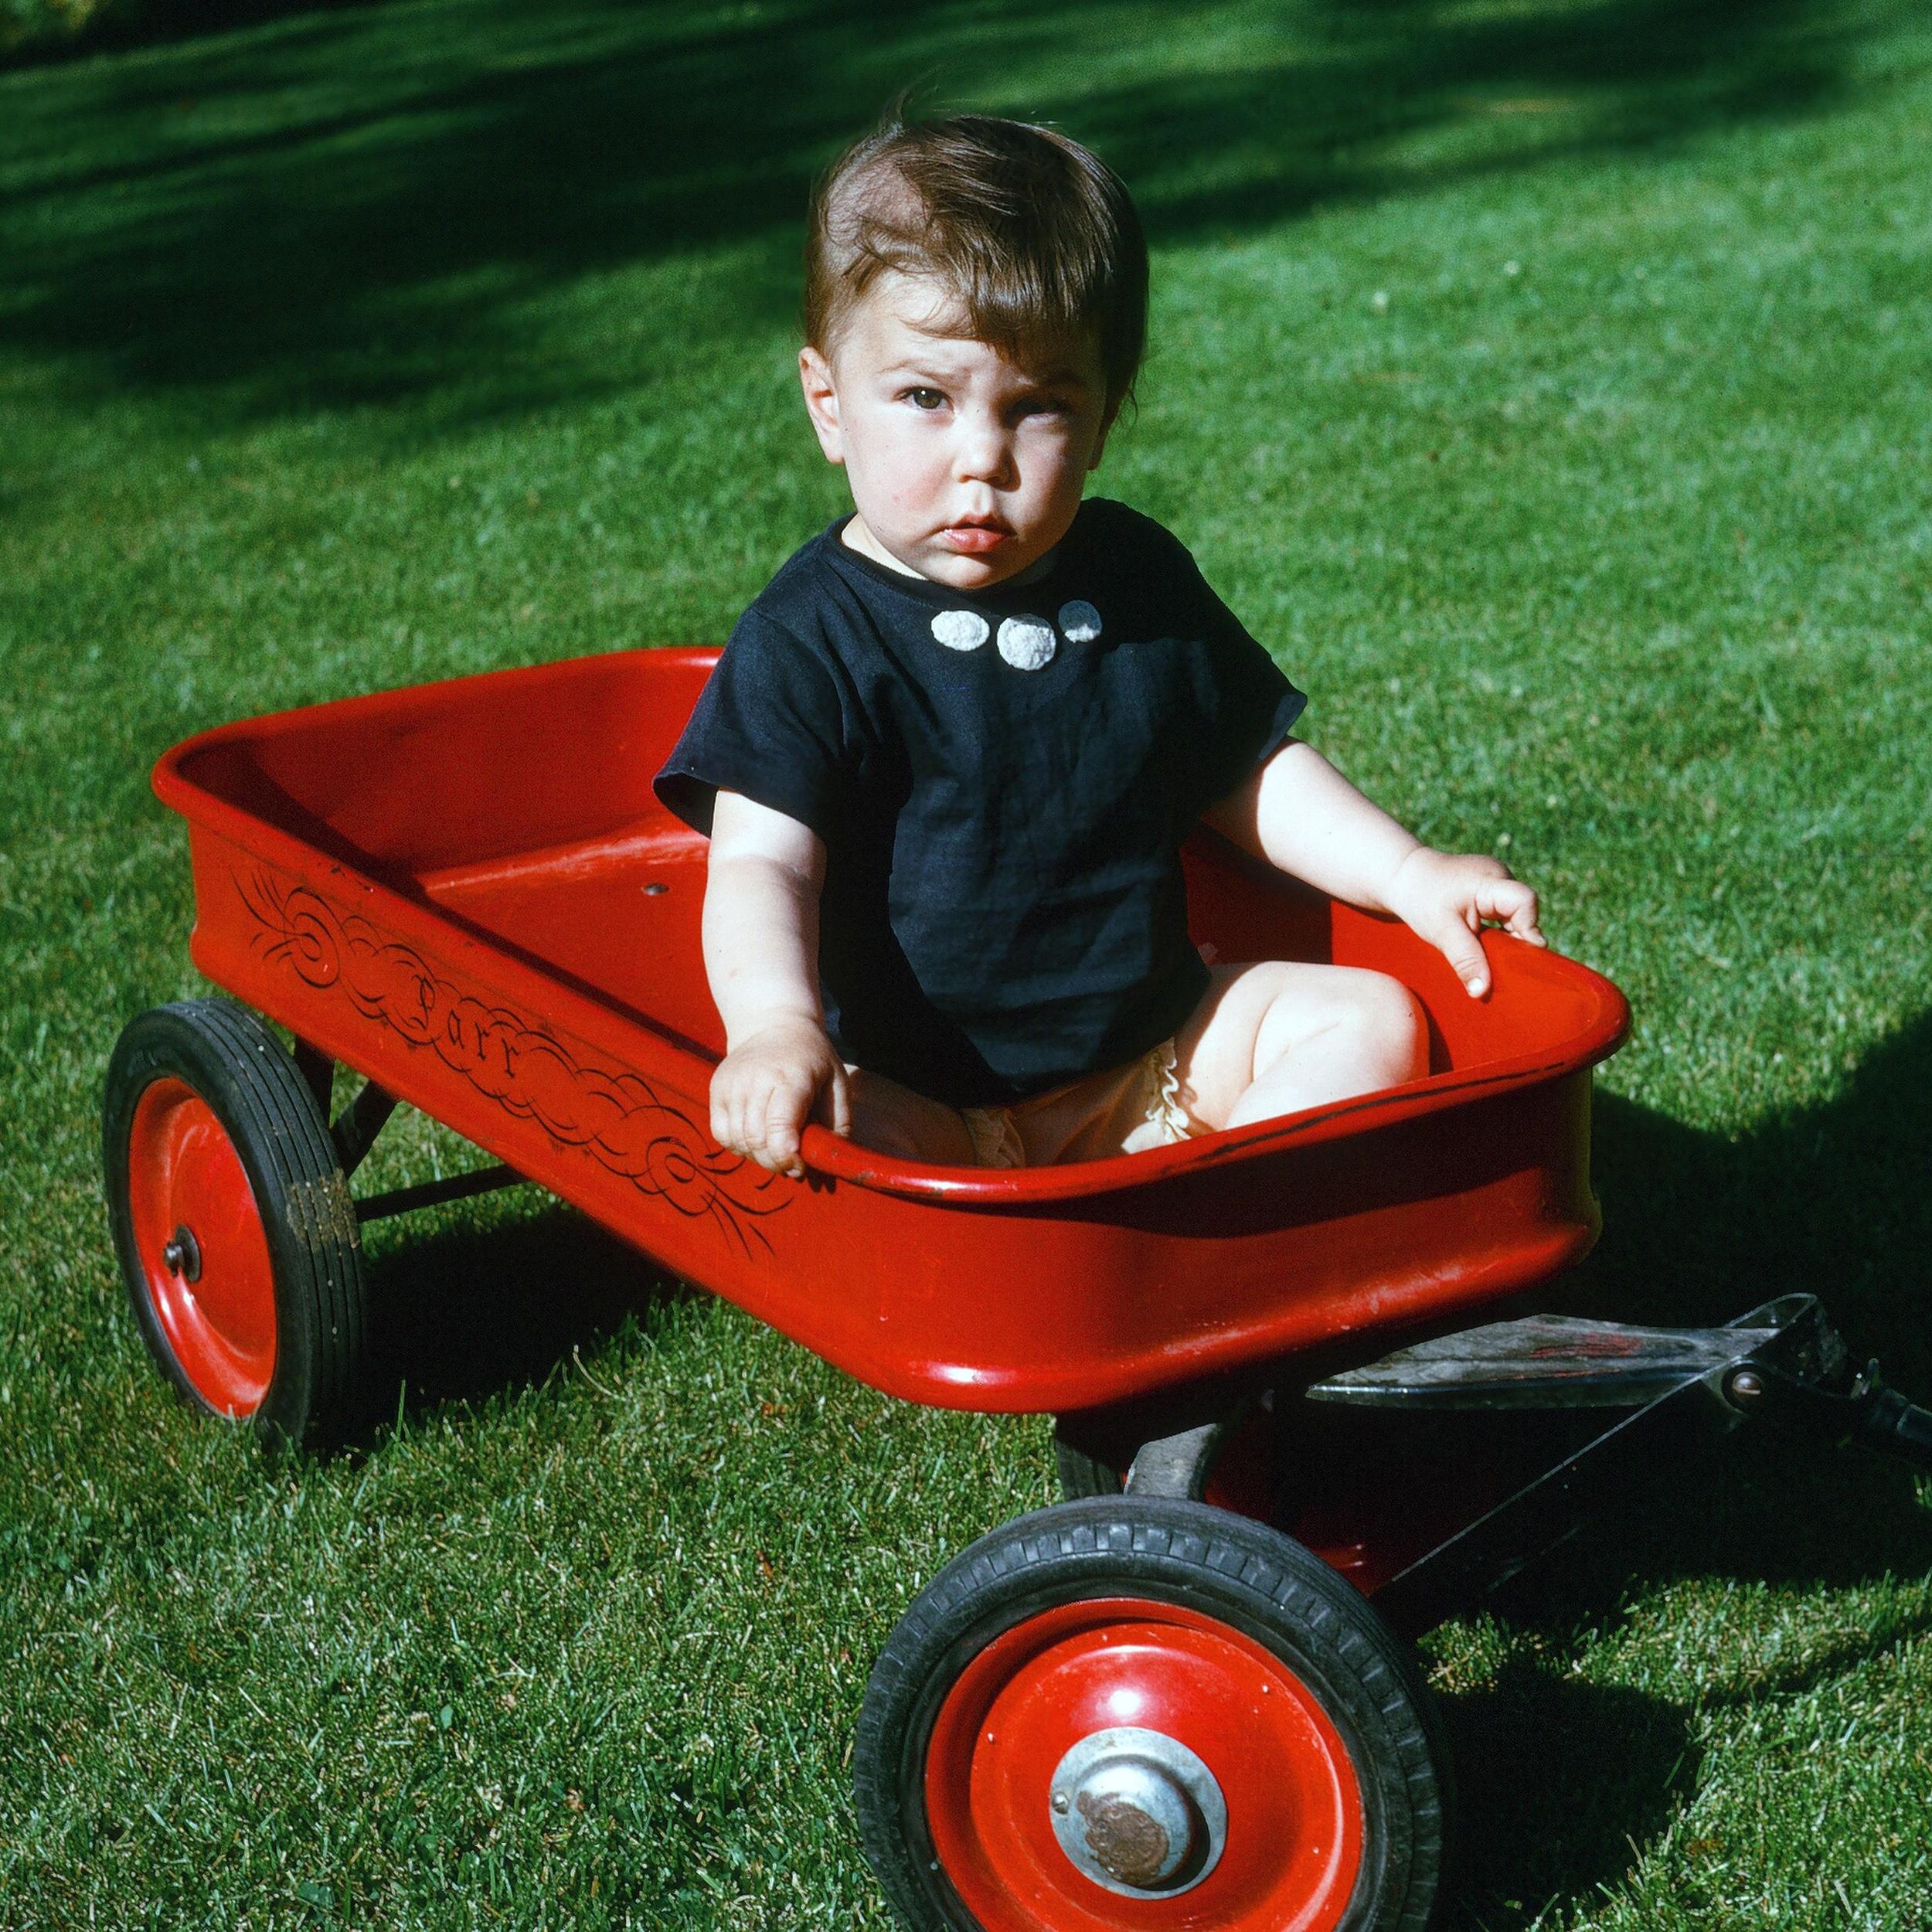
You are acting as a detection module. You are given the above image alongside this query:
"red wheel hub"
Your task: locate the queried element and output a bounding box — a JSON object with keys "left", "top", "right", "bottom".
{"left": 924, "top": 1595, "right": 1365, "bottom": 1931}
{"left": 126, "top": 1078, "right": 276, "bottom": 1416}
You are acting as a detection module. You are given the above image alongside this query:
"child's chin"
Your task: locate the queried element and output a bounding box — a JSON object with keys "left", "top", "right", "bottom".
{"left": 920, "top": 549, "right": 1028, "bottom": 592}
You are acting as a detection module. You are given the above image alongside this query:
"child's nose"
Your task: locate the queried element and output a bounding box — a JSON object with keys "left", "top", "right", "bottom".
{"left": 954, "top": 415, "right": 1015, "bottom": 485}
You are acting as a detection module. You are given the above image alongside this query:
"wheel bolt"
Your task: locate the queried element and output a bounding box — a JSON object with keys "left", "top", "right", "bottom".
{"left": 162, "top": 1225, "right": 202, "bottom": 1284}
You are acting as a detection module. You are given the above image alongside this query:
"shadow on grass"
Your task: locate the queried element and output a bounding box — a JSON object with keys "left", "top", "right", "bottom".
{"left": 1442, "top": 1475, "right": 1932, "bottom": 1927}
{"left": 0, "top": 0, "right": 1887, "bottom": 420}
{"left": 1433, "top": 1008, "right": 1932, "bottom": 1923}
{"left": 1443, "top": 1663, "right": 1700, "bottom": 1921}
{"left": 1579, "top": 1008, "right": 1932, "bottom": 1386}
{"left": 1440, "top": 1447, "right": 1932, "bottom": 1924}
{"left": 0, "top": 0, "right": 382, "bottom": 70}
{"left": 362, "top": 1202, "right": 686, "bottom": 1423}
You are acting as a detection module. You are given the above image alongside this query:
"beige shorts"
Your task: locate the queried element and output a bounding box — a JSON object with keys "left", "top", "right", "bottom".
{"left": 958, "top": 1040, "right": 1206, "bottom": 1169}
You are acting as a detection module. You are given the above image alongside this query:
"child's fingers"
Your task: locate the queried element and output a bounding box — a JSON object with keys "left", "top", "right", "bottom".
{"left": 1481, "top": 878, "right": 1546, "bottom": 944}
{"left": 718, "top": 1065, "right": 778, "bottom": 1168}
{"left": 711, "top": 1066, "right": 743, "bottom": 1155}
{"left": 1425, "top": 910, "right": 1492, "bottom": 998}
{"left": 762, "top": 1104, "right": 801, "bottom": 1175}
{"left": 823, "top": 1063, "right": 853, "bottom": 1141}
{"left": 761, "top": 1069, "right": 818, "bottom": 1176}
{"left": 732, "top": 1088, "right": 761, "bottom": 1164}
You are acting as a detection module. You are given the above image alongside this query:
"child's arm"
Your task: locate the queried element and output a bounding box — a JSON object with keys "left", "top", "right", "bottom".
{"left": 1205, "top": 741, "right": 1544, "bottom": 998}
{"left": 703, "top": 790, "right": 851, "bottom": 1175}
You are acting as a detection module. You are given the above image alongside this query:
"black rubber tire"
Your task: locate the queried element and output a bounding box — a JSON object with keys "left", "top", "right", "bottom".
{"left": 103, "top": 998, "right": 370, "bottom": 1454}
{"left": 855, "top": 1498, "right": 1451, "bottom": 1932}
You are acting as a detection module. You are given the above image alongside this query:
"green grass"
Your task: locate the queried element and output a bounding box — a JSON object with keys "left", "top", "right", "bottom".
{"left": 4, "top": 0, "right": 1931, "bottom": 1924}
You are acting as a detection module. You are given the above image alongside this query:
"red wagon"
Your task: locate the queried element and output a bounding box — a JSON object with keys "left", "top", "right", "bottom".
{"left": 104, "top": 649, "right": 1932, "bottom": 1932}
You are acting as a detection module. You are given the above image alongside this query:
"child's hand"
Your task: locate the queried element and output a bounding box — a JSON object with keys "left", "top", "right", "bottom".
{"left": 1385, "top": 847, "right": 1545, "bottom": 998}
{"left": 710, "top": 1018, "right": 852, "bottom": 1176}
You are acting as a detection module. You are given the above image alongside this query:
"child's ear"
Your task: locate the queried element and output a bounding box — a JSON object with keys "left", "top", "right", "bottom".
{"left": 799, "top": 347, "right": 845, "bottom": 466}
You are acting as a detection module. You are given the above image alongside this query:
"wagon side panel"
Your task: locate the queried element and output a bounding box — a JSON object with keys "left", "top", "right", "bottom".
{"left": 180, "top": 828, "right": 1605, "bottom": 1417}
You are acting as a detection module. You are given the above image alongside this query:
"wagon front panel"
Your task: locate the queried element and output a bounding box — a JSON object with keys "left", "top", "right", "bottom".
{"left": 768, "top": 1069, "right": 1601, "bottom": 1410}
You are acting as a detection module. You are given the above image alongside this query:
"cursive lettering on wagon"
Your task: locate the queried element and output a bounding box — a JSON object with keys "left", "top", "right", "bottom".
{"left": 239, "top": 871, "right": 787, "bottom": 1253}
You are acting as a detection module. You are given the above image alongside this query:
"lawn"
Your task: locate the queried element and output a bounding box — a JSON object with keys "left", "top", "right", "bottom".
{"left": 3, "top": 0, "right": 1930, "bottom": 1926}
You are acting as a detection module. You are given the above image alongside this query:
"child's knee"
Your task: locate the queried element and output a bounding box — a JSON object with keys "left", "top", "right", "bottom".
{"left": 1244, "top": 963, "right": 1426, "bottom": 1083}
{"left": 1339, "top": 970, "right": 1429, "bottom": 1080}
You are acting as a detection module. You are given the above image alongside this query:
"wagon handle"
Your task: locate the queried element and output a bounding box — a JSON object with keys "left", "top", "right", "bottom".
{"left": 1719, "top": 1355, "right": 1932, "bottom": 1475}
{"left": 1852, "top": 1373, "right": 1932, "bottom": 1471}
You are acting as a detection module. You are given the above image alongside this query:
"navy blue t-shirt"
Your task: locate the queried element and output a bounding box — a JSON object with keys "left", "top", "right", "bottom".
{"left": 654, "top": 498, "right": 1305, "bottom": 1107}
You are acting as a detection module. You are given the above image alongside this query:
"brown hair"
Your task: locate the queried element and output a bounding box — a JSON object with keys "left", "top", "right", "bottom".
{"left": 804, "top": 114, "right": 1148, "bottom": 408}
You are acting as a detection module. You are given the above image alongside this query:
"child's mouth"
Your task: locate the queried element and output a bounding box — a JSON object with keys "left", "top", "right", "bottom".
{"left": 941, "top": 521, "right": 1013, "bottom": 555}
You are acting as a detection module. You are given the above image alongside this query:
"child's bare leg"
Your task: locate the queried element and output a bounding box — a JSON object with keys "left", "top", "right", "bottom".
{"left": 1173, "top": 963, "right": 1428, "bottom": 1131}
{"left": 843, "top": 1066, "right": 978, "bottom": 1164}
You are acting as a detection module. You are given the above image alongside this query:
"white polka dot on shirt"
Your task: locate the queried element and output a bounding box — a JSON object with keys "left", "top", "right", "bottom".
{"left": 1059, "top": 599, "right": 1102, "bottom": 643}
{"left": 997, "top": 615, "right": 1056, "bottom": 671}
{"left": 930, "top": 609, "right": 990, "bottom": 651}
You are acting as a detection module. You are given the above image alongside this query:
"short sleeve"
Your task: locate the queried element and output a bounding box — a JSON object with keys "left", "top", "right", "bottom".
{"left": 1164, "top": 537, "right": 1307, "bottom": 809}
{"left": 653, "top": 611, "right": 857, "bottom": 840}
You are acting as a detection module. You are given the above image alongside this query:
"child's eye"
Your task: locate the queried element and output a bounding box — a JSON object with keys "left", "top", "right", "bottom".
{"left": 904, "top": 387, "right": 947, "bottom": 411}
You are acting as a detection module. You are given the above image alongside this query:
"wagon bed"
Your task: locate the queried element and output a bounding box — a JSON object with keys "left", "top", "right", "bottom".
{"left": 151, "top": 646, "right": 1629, "bottom": 1413}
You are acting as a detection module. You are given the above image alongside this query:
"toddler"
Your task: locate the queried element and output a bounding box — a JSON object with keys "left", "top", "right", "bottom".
{"left": 655, "top": 114, "right": 1542, "bottom": 1175}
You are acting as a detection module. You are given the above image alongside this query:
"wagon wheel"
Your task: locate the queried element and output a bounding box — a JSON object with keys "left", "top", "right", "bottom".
{"left": 855, "top": 1498, "right": 1449, "bottom": 1932}
{"left": 103, "top": 998, "right": 370, "bottom": 1454}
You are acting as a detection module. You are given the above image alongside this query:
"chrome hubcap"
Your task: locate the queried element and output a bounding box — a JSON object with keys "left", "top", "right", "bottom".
{"left": 1048, "top": 1726, "right": 1227, "bottom": 1897}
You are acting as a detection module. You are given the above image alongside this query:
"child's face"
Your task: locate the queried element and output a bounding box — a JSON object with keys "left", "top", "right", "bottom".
{"left": 799, "top": 273, "right": 1116, "bottom": 591}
